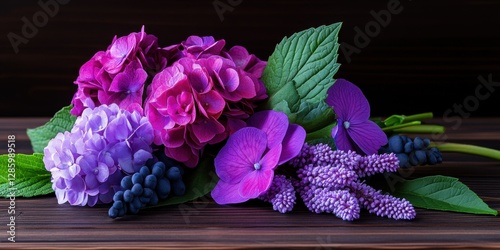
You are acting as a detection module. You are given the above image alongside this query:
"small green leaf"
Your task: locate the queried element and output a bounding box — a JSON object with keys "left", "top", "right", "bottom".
{"left": 261, "top": 22, "right": 341, "bottom": 132}
{"left": 393, "top": 175, "right": 498, "bottom": 215}
{"left": 150, "top": 156, "right": 218, "bottom": 207}
{"left": 0, "top": 153, "right": 53, "bottom": 198}
{"left": 383, "top": 115, "right": 406, "bottom": 127}
{"left": 27, "top": 105, "right": 77, "bottom": 153}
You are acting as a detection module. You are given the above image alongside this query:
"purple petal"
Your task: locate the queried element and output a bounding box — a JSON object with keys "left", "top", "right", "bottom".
{"left": 260, "top": 144, "right": 282, "bottom": 171}
{"left": 247, "top": 110, "right": 288, "bottom": 149}
{"left": 211, "top": 180, "right": 249, "bottom": 205}
{"left": 79, "top": 155, "right": 97, "bottom": 175}
{"left": 133, "top": 149, "right": 152, "bottom": 167}
{"left": 220, "top": 68, "right": 239, "bottom": 92}
{"left": 347, "top": 120, "right": 388, "bottom": 155}
{"left": 87, "top": 195, "right": 99, "bottom": 207}
{"left": 215, "top": 127, "right": 267, "bottom": 183}
{"left": 278, "top": 124, "right": 306, "bottom": 165}
{"left": 109, "top": 61, "right": 147, "bottom": 93}
{"left": 326, "top": 79, "right": 370, "bottom": 123}
{"left": 96, "top": 163, "right": 110, "bottom": 183}
{"left": 332, "top": 122, "right": 356, "bottom": 152}
{"left": 234, "top": 74, "right": 257, "bottom": 99}
{"left": 188, "top": 68, "right": 211, "bottom": 94}
{"left": 226, "top": 46, "right": 250, "bottom": 68}
{"left": 163, "top": 126, "right": 186, "bottom": 148}
{"left": 105, "top": 114, "right": 133, "bottom": 143}
{"left": 191, "top": 118, "right": 225, "bottom": 143}
{"left": 67, "top": 175, "right": 85, "bottom": 192}
{"left": 84, "top": 174, "right": 100, "bottom": 192}
{"left": 238, "top": 169, "right": 274, "bottom": 199}
{"left": 196, "top": 91, "right": 225, "bottom": 117}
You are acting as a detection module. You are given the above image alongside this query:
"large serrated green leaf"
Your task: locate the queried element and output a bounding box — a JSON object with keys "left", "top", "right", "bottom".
{"left": 261, "top": 23, "right": 341, "bottom": 132}
{"left": 27, "top": 105, "right": 77, "bottom": 153}
{"left": 0, "top": 153, "right": 53, "bottom": 198}
{"left": 393, "top": 175, "right": 498, "bottom": 216}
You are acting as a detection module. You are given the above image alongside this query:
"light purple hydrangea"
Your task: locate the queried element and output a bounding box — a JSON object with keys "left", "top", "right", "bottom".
{"left": 145, "top": 36, "right": 267, "bottom": 168}
{"left": 44, "top": 104, "right": 154, "bottom": 206}
{"left": 288, "top": 143, "right": 415, "bottom": 221}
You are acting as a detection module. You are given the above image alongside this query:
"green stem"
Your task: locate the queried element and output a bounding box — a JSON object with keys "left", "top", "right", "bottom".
{"left": 432, "top": 142, "right": 500, "bottom": 161}
{"left": 382, "top": 121, "right": 421, "bottom": 132}
{"left": 306, "top": 122, "right": 336, "bottom": 141}
{"left": 393, "top": 125, "right": 445, "bottom": 134}
{"left": 402, "top": 112, "right": 434, "bottom": 123}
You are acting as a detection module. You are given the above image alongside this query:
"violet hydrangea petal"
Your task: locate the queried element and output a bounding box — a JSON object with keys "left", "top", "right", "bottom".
{"left": 260, "top": 144, "right": 282, "bottom": 171}
{"left": 238, "top": 169, "right": 274, "bottom": 199}
{"left": 247, "top": 110, "right": 289, "bottom": 149}
{"left": 347, "top": 120, "right": 388, "bottom": 155}
{"left": 278, "top": 124, "right": 306, "bottom": 165}
{"left": 332, "top": 122, "right": 356, "bottom": 152}
{"left": 211, "top": 180, "right": 250, "bottom": 205}
{"left": 214, "top": 127, "right": 267, "bottom": 183}
{"left": 326, "top": 79, "right": 370, "bottom": 123}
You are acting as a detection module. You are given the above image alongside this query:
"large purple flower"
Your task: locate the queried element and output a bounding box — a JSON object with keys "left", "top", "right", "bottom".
{"left": 44, "top": 104, "right": 154, "bottom": 206}
{"left": 326, "top": 79, "right": 387, "bottom": 155}
{"left": 211, "top": 110, "right": 306, "bottom": 204}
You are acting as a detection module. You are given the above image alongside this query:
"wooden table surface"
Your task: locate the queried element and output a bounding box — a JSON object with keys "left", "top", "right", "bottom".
{"left": 1, "top": 117, "right": 499, "bottom": 249}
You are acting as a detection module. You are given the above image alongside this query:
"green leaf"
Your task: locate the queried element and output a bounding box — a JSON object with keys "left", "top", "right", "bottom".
{"left": 261, "top": 22, "right": 341, "bottom": 132}
{"left": 27, "top": 105, "right": 77, "bottom": 153}
{"left": 150, "top": 156, "right": 218, "bottom": 207}
{"left": 295, "top": 101, "right": 335, "bottom": 132}
{"left": 392, "top": 175, "right": 498, "bottom": 215}
{"left": 0, "top": 153, "right": 53, "bottom": 198}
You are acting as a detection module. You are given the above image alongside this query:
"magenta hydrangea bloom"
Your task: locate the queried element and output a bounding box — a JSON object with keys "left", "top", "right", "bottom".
{"left": 211, "top": 110, "right": 306, "bottom": 205}
{"left": 71, "top": 26, "right": 180, "bottom": 116}
{"left": 326, "top": 79, "right": 388, "bottom": 155}
{"left": 44, "top": 104, "right": 154, "bottom": 206}
{"left": 145, "top": 35, "right": 267, "bottom": 168}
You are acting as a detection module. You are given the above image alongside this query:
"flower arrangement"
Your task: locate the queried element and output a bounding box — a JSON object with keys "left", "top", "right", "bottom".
{"left": 3, "top": 23, "right": 499, "bottom": 221}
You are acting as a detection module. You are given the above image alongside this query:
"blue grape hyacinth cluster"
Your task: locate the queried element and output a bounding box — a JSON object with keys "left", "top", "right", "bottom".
{"left": 379, "top": 135, "right": 443, "bottom": 168}
{"left": 108, "top": 157, "right": 186, "bottom": 219}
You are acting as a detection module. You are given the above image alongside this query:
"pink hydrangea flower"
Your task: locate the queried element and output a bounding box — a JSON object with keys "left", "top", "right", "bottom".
{"left": 145, "top": 36, "right": 267, "bottom": 168}
{"left": 71, "top": 26, "right": 180, "bottom": 116}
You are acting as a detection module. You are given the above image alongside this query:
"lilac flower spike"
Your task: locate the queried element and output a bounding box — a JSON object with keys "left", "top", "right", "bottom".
{"left": 211, "top": 110, "right": 306, "bottom": 205}
{"left": 326, "top": 79, "right": 388, "bottom": 155}
{"left": 290, "top": 143, "right": 415, "bottom": 221}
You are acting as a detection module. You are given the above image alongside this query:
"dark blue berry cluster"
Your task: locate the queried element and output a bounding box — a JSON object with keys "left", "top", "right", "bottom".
{"left": 108, "top": 158, "right": 186, "bottom": 219}
{"left": 379, "top": 135, "right": 443, "bottom": 168}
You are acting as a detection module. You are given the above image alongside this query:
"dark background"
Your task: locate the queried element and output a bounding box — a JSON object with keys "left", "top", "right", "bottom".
{"left": 1, "top": 0, "right": 499, "bottom": 118}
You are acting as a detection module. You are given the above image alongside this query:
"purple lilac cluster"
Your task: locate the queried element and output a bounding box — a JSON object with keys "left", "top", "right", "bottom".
{"left": 145, "top": 36, "right": 267, "bottom": 167}
{"left": 258, "top": 175, "right": 296, "bottom": 213}
{"left": 260, "top": 143, "right": 415, "bottom": 221}
{"left": 71, "top": 26, "right": 177, "bottom": 116}
{"left": 43, "top": 104, "right": 154, "bottom": 206}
